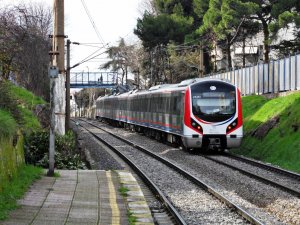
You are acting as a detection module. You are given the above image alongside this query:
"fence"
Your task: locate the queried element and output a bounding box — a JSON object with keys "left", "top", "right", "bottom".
{"left": 207, "top": 54, "right": 300, "bottom": 96}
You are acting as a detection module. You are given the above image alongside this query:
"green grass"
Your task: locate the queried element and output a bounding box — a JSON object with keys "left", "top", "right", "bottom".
{"left": 127, "top": 210, "right": 137, "bottom": 225}
{"left": 119, "top": 186, "right": 129, "bottom": 197}
{"left": 9, "top": 84, "right": 45, "bottom": 110}
{"left": 233, "top": 92, "right": 300, "bottom": 173}
{"left": 0, "top": 165, "right": 43, "bottom": 220}
{"left": 0, "top": 81, "right": 44, "bottom": 135}
{"left": 17, "top": 106, "right": 41, "bottom": 131}
{"left": 0, "top": 110, "right": 17, "bottom": 139}
{"left": 118, "top": 185, "right": 136, "bottom": 224}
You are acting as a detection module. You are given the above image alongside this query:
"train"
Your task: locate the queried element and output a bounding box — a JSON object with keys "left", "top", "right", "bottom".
{"left": 95, "top": 78, "right": 243, "bottom": 152}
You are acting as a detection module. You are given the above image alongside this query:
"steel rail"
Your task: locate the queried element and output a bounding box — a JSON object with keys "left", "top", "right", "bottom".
{"left": 75, "top": 119, "right": 187, "bottom": 225}
{"left": 225, "top": 153, "right": 300, "bottom": 181}
{"left": 81, "top": 119, "right": 265, "bottom": 225}
{"left": 202, "top": 155, "right": 300, "bottom": 198}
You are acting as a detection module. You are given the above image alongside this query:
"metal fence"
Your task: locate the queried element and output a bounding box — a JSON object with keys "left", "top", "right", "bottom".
{"left": 207, "top": 54, "right": 300, "bottom": 96}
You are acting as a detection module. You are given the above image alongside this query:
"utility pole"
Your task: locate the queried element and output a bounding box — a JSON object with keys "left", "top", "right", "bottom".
{"left": 53, "top": 0, "right": 65, "bottom": 135}
{"left": 199, "top": 44, "right": 204, "bottom": 78}
{"left": 48, "top": 69, "right": 56, "bottom": 176}
{"left": 48, "top": 0, "right": 65, "bottom": 176}
{"left": 66, "top": 39, "right": 70, "bottom": 131}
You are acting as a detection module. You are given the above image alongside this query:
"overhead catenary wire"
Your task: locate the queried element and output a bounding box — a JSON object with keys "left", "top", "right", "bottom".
{"left": 70, "top": 50, "right": 107, "bottom": 69}
{"left": 80, "top": 0, "right": 106, "bottom": 47}
{"left": 69, "top": 41, "right": 109, "bottom": 69}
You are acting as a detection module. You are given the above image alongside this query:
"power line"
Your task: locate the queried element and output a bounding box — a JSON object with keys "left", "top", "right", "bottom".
{"left": 80, "top": 0, "right": 106, "bottom": 47}
{"left": 71, "top": 50, "right": 107, "bottom": 69}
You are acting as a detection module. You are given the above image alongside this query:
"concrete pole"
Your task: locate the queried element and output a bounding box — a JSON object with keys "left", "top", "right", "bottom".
{"left": 53, "top": 0, "right": 65, "bottom": 135}
{"left": 66, "top": 39, "right": 70, "bottom": 131}
{"left": 48, "top": 78, "right": 56, "bottom": 176}
{"left": 48, "top": 0, "right": 65, "bottom": 176}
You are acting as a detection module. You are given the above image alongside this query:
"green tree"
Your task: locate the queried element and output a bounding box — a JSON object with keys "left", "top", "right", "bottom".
{"left": 134, "top": 12, "right": 193, "bottom": 49}
{"left": 268, "top": 0, "right": 300, "bottom": 55}
{"left": 134, "top": 1, "right": 195, "bottom": 84}
{"left": 199, "top": 0, "right": 257, "bottom": 69}
{"left": 244, "top": 0, "right": 300, "bottom": 62}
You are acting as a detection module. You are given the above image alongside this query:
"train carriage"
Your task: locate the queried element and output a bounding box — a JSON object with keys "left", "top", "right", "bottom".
{"left": 96, "top": 78, "right": 243, "bottom": 151}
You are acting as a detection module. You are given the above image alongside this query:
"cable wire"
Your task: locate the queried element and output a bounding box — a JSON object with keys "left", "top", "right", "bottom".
{"left": 81, "top": 0, "right": 106, "bottom": 46}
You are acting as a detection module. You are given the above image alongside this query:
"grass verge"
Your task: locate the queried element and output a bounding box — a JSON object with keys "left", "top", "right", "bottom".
{"left": 233, "top": 92, "right": 300, "bottom": 173}
{"left": 0, "top": 165, "right": 43, "bottom": 220}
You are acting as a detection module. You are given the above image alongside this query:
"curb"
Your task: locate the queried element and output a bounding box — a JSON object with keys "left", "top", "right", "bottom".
{"left": 117, "top": 170, "right": 155, "bottom": 225}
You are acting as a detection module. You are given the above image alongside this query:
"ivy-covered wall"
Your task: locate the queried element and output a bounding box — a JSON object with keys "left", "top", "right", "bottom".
{"left": 0, "top": 132, "right": 25, "bottom": 191}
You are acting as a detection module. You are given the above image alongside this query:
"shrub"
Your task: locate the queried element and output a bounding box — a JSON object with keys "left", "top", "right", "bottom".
{"left": 24, "top": 130, "right": 86, "bottom": 169}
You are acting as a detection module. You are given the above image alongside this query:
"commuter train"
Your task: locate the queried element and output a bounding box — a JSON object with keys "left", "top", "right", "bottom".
{"left": 95, "top": 78, "right": 243, "bottom": 151}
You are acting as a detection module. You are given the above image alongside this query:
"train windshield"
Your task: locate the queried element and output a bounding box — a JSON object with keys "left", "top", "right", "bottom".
{"left": 191, "top": 81, "right": 236, "bottom": 122}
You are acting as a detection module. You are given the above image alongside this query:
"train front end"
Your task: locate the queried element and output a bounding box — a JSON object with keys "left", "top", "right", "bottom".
{"left": 182, "top": 79, "right": 243, "bottom": 151}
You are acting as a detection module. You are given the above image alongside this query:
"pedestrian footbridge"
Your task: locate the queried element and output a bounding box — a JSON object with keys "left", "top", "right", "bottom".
{"left": 70, "top": 71, "right": 119, "bottom": 88}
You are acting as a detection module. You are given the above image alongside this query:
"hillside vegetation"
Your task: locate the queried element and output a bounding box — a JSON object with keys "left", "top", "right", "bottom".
{"left": 0, "top": 81, "right": 85, "bottom": 220}
{"left": 0, "top": 81, "right": 45, "bottom": 135}
{"left": 0, "top": 81, "right": 45, "bottom": 219}
{"left": 233, "top": 92, "right": 300, "bottom": 173}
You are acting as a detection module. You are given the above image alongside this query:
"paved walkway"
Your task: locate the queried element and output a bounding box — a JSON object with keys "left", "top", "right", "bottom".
{"left": 1, "top": 170, "right": 154, "bottom": 225}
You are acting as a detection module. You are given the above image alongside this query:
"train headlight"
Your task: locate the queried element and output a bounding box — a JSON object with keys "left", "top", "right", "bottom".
{"left": 226, "top": 118, "right": 238, "bottom": 133}
{"left": 191, "top": 118, "right": 203, "bottom": 133}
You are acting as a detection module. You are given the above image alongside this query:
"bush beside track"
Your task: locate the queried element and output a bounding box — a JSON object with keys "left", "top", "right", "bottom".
{"left": 232, "top": 91, "right": 300, "bottom": 173}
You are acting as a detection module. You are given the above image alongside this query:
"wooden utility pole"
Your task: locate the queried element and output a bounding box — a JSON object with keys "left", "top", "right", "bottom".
{"left": 48, "top": 0, "right": 65, "bottom": 176}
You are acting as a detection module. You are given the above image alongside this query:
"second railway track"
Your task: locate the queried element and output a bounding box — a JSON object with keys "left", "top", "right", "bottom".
{"left": 202, "top": 154, "right": 300, "bottom": 198}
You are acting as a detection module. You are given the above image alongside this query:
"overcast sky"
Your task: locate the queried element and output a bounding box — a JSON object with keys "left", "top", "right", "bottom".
{"left": 1, "top": 0, "right": 142, "bottom": 72}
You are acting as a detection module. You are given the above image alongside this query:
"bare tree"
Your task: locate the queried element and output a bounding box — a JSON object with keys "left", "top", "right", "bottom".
{"left": 138, "top": 0, "right": 158, "bottom": 16}
{"left": 101, "top": 38, "right": 134, "bottom": 85}
{"left": 0, "top": 3, "right": 52, "bottom": 100}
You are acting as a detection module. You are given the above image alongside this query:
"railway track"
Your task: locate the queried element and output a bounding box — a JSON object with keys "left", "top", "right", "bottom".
{"left": 202, "top": 154, "right": 300, "bottom": 198}
{"left": 77, "top": 118, "right": 265, "bottom": 225}
{"left": 225, "top": 153, "right": 300, "bottom": 181}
